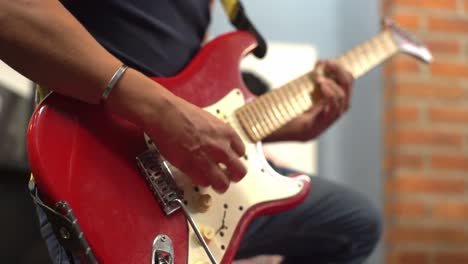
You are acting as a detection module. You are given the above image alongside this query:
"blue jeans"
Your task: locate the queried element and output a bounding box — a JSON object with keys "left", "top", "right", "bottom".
{"left": 36, "top": 205, "right": 80, "bottom": 264}
{"left": 235, "top": 165, "right": 382, "bottom": 263}
{"left": 37, "top": 165, "right": 381, "bottom": 264}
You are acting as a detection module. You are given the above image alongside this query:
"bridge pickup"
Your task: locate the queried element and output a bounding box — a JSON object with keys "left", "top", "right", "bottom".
{"left": 136, "top": 150, "right": 183, "bottom": 215}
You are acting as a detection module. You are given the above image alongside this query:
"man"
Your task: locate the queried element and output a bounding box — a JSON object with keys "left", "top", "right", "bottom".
{"left": 0, "top": 0, "right": 381, "bottom": 263}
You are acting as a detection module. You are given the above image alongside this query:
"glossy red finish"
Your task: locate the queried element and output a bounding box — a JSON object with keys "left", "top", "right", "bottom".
{"left": 27, "top": 31, "right": 310, "bottom": 264}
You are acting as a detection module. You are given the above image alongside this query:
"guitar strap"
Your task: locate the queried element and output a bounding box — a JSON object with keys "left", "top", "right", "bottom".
{"left": 220, "top": 0, "right": 267, "bottom": 58}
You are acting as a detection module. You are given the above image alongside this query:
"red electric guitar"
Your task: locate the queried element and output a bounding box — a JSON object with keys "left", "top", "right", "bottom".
{"left": 27, "top": 20, "right": 431, "bottom": 264}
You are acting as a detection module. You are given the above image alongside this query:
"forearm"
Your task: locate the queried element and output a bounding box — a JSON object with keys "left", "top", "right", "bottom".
{"left": 0, "top": 0, "right": 172, "bottom": 127}
{"left": 0, "top": 0, "right": 120, "bottom": 102}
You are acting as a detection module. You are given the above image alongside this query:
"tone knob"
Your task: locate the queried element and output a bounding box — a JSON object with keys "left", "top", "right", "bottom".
{"left": 200, "top": 226, "right": 215, "bottom": 244}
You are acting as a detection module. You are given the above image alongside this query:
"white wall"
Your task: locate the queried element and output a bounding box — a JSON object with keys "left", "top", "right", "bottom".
{"left": 0, "top": 61, "right": 33, "bottom": 98}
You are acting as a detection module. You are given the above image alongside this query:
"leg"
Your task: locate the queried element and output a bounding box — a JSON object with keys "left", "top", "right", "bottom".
{"left": 235, "top": 166, "right": 382, "bottom": 264}
{"left": 36, "top": 206, "right": 80, "bottom": 264}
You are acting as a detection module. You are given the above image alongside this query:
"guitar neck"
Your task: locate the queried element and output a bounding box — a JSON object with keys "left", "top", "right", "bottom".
{"left": 236, "top": 30, "right": 399, "bottom": 142}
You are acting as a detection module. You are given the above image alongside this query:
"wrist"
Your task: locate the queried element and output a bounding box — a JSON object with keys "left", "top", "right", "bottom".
{"left": 105, "top": 68, "right": 172, "bottom": 129}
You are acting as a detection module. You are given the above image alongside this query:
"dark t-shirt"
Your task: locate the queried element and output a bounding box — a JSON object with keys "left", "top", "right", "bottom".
{"left": 61, "top": 0, "right": 211, "bottom": 77}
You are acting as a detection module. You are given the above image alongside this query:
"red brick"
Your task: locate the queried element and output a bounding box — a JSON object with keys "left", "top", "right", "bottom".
{"left": 386, "top": 226, "right": 468, "bottom": 244}
{"left": 384, "top": 56, "right": 421, "bottom": 75}
{"left": 431, "top": 61, "right": 468, "bottom": 79}
{"left": 391, "top": 13, "right": 421, "bottom": 30}
{"left": 384, "top": 153, "right": 423, "bottom": 169}
{"left": 433, "top": 202, "right": 468, "bottom": 220}
{"left": 386, "top": 201, "right": 426, "bottom": 218}
{"left": 428, "top": 17, "right": 468, "bottom": 34}
{"left": 429, "top": 106, "right": 468, "bottom": 123}
{"left": 383, "top": 0, "right": 468, "bottom": 259}
{"left": 386, "top": 81, "right": 465, "bottom": 100}
{"left": 392, "top": 0, "right": 457, "bottom": 10}
{"left": 431, "top": 155, "right": 468, "bottom": 171}
{"left": 387, "top": 251, "right": 430, "bottom": 264}
{"left": 434, "top": 253, "right": 468, "bottom": 264}
{"left": 387, "top": 128, "right": 463, "bottom": 147}
{"left": 426, "top": 39, "right": 462, "bottom": 55}
{"left": 386, "top": 175, "right": 465, "bottom": 194}
{"left": 385, "top": 105, "right": 420, "bottom": 123}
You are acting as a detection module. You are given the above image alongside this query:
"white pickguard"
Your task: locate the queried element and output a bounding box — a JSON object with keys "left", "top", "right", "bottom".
{"left": 164, "top": 89, "right": 309, "bottom": 264}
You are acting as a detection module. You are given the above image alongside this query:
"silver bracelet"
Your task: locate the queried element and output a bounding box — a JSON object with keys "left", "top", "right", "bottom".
{"left": 100, "top": 64, "right": 129, "bottom": 104}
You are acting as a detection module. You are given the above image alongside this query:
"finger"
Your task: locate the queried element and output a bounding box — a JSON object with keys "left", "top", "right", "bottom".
{"left": 206, "top": 162, "right": 230, "bottom": 193}
{"left": 317, "top": 76, "right": 340, "bottom": 109}
{"left": 322, "top": 61, "right": 353, "bottom": 112}
{"left": 329, "top": 80, "right": 347, "bottom": 113}
{"left": 178, "top": 159, "right": 211, "bottom": 187}
{"left": 313, "top": 60, "right": 325, "bottom": 76}
{"left": 219, "top": 157, "right": 247, "bottom": 183}
{"left": 318, "top": 73, "right": 349, "bottom": 113}
{"left": 192, "top": 153, "right": 230, "bottom": 193}
{"left": 323, "top": 60, "right": 354, "bottom": 90}
{"left": 205, "top": 143, "right": 247, "bottom": 182}
{"left": 316, "top": 76, "right": 336, "bottom": 99}
{"left": 229, "top": 131, "right": 246, "bottom": 156}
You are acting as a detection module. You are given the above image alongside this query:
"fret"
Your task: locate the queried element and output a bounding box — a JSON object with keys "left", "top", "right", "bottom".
{"left": 285, "top": 84, "right": 307, "bottom": 114}
{"left": 289, "top": 81, "right": 309, "bottom": 110}
{"left": 346, "top": 49, "right": 364, "bottom": 76}
{"left": 382, "top": 31, "right": 398, "bottom": 54}
{"left": 270, "top": 89, "right": 291, "bottom": 121}
{"left": 269, "top": 91, "right": 288, "bottom": 125}
{"left": 237, "top": 108, "right": 259, "bottom": 141}
{"left": 336, "top": 31, "right": 398, "bottom": 78}
{"left": 351, "top": 49, "right": 364, "bottom": 74}
{"left": 264, "top": 92, "right": 283, "bottom": 123}
{"left": 238, "top": 107, "right": 260, "bottom": 138}
{"left": 356, "top": 45, "right": 369, "bottom": 70}
{"left": 247, "top": 102, "right": 269, "bottom": 137}
{"left": 370, "top": 37, "right": 386, "bottom": 62}
{"left": 257, "top": 96, "right": 278, "bottom": 132}
{"left": 244, "top": 104, "right": 266, "bottom": 140}
{"left": 370, "top": 36, "right": 386, "bottom": 62}
{"left": 364, "top": 42, "right": 378, "bottom": 68}
{"left": 258, "top": 99, "right": 278, "bottom": 136}
{"left": 363, "top": 41, "right": 377, "bottom": 63}
{"left": 376, "top": 36, "right": 389, "bottom": 56}
{"left": 374, "top": 36, "right": 388, "bottom": 61}
{"left": 337, "top": 54, "right": 352, "bottom": 73}
{"left": 277, "top": 88, "right": 299, "bottom": 117}
{"left": 358, "top": 43, "right": 375, "bottom": 72}
{"left": 296, "top": 77, "right": 314, "bottom": 108}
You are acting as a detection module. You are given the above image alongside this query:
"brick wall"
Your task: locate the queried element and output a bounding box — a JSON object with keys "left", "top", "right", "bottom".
{"left": 383, "top": 0, "right": 468, "bottom": 263}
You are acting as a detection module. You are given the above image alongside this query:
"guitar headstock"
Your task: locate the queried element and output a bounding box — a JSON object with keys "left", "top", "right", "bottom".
{"left": 384, "top": 18, "right": 433, "bottom": 63}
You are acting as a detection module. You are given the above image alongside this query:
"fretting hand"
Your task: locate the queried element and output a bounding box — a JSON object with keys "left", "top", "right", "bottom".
{"left": 264, "top": 60, "right": 354, "bottom": 142}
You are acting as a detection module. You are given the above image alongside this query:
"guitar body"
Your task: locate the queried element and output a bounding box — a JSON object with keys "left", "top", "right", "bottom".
{"left": 27, "top": 31, "right": 310, "bottom": 264}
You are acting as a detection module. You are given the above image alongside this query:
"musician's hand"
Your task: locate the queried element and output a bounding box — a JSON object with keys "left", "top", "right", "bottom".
{"left": 299, "top": 60, "right": 354, "bottom": 140}
{"left": 263, "top": 60, "right": 354, "bottom": 142}
{"left": 142, "top": 94, "right": 247, "bottom": 194}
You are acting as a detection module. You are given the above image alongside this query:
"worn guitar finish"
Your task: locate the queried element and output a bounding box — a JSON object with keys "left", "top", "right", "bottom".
{"left": 27, "top": 21, "right": 432, "bottom": 264}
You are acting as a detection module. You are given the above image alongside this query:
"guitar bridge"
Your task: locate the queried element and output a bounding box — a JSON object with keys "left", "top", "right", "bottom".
{"left": 136, "top": 150, "right": 183, "bottom": 215}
